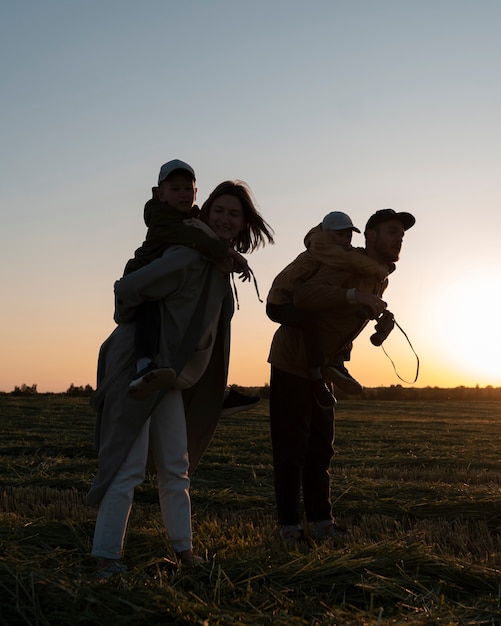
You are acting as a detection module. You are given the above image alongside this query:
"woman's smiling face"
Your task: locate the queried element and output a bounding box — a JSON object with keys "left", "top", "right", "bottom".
{"left": 206, "top": 194, "right": 245, "bottom": 242}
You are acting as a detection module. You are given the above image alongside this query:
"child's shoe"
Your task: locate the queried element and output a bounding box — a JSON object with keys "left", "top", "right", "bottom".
{"left": 221, "top": 388, "right": 261, "bottom": 416}
{"left": 311, "top": 379, "right": 337, "bottom": 410}
{"left": 324, "top": 364, "right": 363, "bottom": 395}
{"left": 128, "top": 362, "right": 176, "bottom": 399}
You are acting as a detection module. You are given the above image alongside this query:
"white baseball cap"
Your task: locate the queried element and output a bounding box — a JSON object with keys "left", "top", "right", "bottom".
{"left": 321, "top": 211, "right": 361, "bottom": 233}
{"left": 158, "top": 159, "right": 196, "bottom": 184}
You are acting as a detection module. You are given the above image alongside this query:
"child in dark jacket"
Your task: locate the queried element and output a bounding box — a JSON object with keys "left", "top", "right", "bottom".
{"left": 122, "top": 159, "right": 249, "bottom": 399}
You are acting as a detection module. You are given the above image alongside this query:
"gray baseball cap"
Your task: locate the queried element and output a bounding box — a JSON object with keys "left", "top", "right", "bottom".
{"left": 158, "top": 159, "right": 196, "bottom": 184}
{"left": 321, "top": 211, "right": 361, "bottom": 233}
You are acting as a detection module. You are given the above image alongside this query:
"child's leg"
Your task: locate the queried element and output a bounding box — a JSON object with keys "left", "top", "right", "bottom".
{"left": 324, "top": 344, "right": 363, "bottom": 395}
{"left": 128, "top": 301, "right": 176, "bottom": 399}
{"left": 134, "top": 301, "right": 161, "bottom": 364}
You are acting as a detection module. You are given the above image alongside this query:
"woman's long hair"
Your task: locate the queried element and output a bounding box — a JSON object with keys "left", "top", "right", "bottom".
{"left": 199, "top": 180, "right": 274, "bottom": 253}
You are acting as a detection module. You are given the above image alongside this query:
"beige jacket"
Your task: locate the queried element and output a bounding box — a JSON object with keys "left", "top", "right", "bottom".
{"left": 268, "top": 226, "right": 394, "bottom": 378}
{"left": 87, "top": 235, "right": 233, "bottom": 506}
{"left": 267, "top": 225, "right": 387, "bottom": 306}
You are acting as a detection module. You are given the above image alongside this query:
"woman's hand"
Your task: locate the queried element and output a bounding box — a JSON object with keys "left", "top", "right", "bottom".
{"left": 229, "top": 249, "right": 251, "bottom": 281}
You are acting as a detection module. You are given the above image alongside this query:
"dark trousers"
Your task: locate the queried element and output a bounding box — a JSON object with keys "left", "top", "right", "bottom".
{"left": 266, "top": 303, "right": 324, "bottom": 369}
{"left": 269, "top": 365, "right": 335, "bottom": 525}
{"left": 134, "top": 301, "right": 161, "bottom": 361}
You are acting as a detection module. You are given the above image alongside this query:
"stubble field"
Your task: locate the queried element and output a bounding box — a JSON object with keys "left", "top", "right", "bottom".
{"left": 0, "top": 395, "right": 500, "bottom": 625}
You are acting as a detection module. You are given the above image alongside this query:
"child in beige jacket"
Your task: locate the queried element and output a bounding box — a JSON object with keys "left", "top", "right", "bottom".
{"left": 266, "top": 211, "right": 388, "bottom": 407}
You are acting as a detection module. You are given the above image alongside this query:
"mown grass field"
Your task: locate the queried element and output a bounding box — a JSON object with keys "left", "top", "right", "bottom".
{"left": 0, "top": 395, "right": 500, "bottom": 625}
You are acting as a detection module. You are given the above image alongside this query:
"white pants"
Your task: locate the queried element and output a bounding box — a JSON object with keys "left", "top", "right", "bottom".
{"left": 92, "top": 390, "right": 192, "bottom": 559}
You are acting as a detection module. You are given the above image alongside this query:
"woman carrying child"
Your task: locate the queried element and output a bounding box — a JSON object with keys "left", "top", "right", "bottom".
{"left": 87, "top": 172, "right": 274, "bottom": 578}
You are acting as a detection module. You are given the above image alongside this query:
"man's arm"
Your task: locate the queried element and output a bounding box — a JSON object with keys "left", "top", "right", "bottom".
{"left": 293, "top": 264, "right": 388, "bottom": 318}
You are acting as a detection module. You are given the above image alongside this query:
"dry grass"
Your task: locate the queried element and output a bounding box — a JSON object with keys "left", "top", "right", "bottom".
{"left": 0, "top": 396, "right": 500, "bottom": 625}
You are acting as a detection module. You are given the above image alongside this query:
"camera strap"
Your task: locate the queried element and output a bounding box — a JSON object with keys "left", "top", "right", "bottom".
{"left": 380, "top": 318, "right": 420, "bottom": 384}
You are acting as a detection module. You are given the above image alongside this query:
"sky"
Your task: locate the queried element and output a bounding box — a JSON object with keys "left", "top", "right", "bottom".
{"left": 1, "top": 0, "right": 500, "bottom": 393}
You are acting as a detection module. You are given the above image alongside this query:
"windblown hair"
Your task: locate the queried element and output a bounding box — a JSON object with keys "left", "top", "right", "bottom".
{"left": 199, "top": 180, "right": 274, "bottom": 253}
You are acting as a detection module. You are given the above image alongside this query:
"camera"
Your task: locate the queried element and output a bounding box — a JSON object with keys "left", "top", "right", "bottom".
{"left": 370, "top": 310, "right": 395, "bottom": 346}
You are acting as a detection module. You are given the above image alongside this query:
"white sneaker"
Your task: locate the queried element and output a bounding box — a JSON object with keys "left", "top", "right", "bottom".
{"left": 128, "top": 363, "right": 176, "bottom": 400}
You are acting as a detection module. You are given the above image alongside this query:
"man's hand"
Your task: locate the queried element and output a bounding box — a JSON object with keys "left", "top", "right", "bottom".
{"left": 355, "top": 291, "right": 387, "bottom": 318}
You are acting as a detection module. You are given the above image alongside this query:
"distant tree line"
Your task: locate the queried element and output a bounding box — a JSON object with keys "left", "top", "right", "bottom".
{"left": 7, "top": 383, "right": 95, "bottom": 397}
{"left": 356, "top": 384, "right": 501, "bottom": 402}
{"left": 3, "top": 383, "right": 501, "bottom": 402}
{"left": 11, "top": 384, "right": 39, "bottom": 396}
{"left": 65, "top": 384, "right": 95, "bottom": 397}
{"left": 238, "top": 384, "right": 501, "bottom": 402}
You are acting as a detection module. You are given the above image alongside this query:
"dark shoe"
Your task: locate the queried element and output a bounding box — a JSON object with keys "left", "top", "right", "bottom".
{"left": 312, "top": 520, "right": 344, "bottom": 543}
{"left": 175, "top": 549, "right": 204, "bottom": 567}
{"left": 324, "top": 364, "right": 363, "bottom": 395}
{"left": 278, "top": 525, "right": 313, "bottom": 548}
{"left": 311, "top": 379, "right": 336, "bottom": 410}
{"left": 96, "top": 557, "right": 127, "bottom": 580}
{"left": 128, "top": 362, "right": 176, "bottom": 400}
{"left": 221, "top": 388, "right": 260, "bottom": 417}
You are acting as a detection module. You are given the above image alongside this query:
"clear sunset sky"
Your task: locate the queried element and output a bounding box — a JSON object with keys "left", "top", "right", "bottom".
{"left": 1, "top": 0, "right": 500, "bottom": 393}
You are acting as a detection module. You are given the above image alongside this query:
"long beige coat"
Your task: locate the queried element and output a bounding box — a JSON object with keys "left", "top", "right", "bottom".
{"left": 87, "top": 239, "right": 233, "bottom": 506}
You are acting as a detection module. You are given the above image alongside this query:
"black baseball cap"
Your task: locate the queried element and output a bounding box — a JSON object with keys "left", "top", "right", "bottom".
{"left": 365, "top": 208, "right": 416, "bottom": 232}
